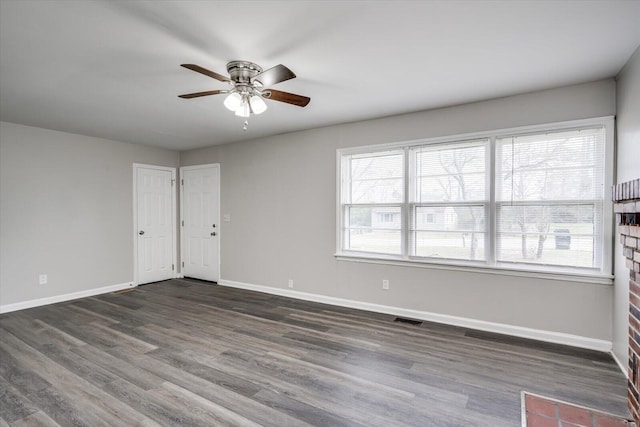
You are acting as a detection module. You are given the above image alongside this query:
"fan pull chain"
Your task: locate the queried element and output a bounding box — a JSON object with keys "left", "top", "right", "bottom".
{"left": 243, "top": 120, "right": 249, "bottom": 131}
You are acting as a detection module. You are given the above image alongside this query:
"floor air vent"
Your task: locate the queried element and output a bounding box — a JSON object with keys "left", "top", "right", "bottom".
{"left": 394, "top": 317, "right": 423, "bottom": 326}
{"left": 111, "top": 288, "right": 135, "bottom": 295}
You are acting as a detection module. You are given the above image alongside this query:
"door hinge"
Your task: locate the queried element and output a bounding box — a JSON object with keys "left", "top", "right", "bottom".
{"left": 181, "top": 179, "right": 184, "bottom": 185}
{"left": 181, "top": 220, "right": 184, "bottom": 226}
{"left": 182, "top": 262, "right": 184, "bottom": 267}
{"left": 172, "top": 264, "right": 174, "bottom": 271}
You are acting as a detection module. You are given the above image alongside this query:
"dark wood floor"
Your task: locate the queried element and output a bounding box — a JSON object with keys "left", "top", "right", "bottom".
{"left": 0, "top": 279, "right": 628, "bottom": 426}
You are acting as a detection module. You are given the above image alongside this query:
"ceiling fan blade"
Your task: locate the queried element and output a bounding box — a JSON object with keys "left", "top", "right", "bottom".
{"left": 262, "top": 89, "right": 310, "bottom": 107}
{"left": 253, "top": 64, "right": 296, "bottom": 87}
{"left": 178, "top": 90, "right": 226, "bottom": 99}
{"left": 181, "top": 64, "right": 230, "bottom": 83}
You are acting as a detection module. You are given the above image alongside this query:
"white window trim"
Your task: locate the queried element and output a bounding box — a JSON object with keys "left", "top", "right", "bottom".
{"left": 335, "top": 116, "right": 615, "bottom": 284}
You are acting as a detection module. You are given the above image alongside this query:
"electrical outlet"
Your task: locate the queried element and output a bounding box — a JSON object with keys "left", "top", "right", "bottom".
{"left": 39, "top": 274, "right": 48, "bottom": 285}
{"left": 382, "top": 279, "right": 389, "bottom": 290}
{"left": 288, "top": 279, "right": 294, "bottom": 288}
{"left": 223, "top": 214, "right": 231, "bottom": 222}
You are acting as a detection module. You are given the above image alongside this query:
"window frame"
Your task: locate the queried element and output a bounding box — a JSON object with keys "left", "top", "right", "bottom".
{"left": 335, "top": 116, "right": 615, "bottom": 283}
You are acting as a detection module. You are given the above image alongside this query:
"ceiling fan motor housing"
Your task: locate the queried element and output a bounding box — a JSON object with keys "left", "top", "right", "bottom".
{"left": 226, "top": 61, "right": 263, "bottom": 84}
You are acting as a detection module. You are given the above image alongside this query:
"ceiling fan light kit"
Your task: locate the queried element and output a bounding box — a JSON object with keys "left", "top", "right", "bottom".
{"left": 179, "top": 60, "right": 310, "bottom": 130}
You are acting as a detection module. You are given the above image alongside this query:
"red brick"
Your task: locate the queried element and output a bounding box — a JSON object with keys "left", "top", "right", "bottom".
{"left": 630, "top": 292, "right": 640, "bottom": 310}
{"left": 630, "top": 315, "right": 640, "bottom": 333}
{"left": 631, "top": 280, "right": 640, "bottom": 297}
{"left": 629, "top": 388, "right": 639, "bottom": 417}
{"left": 527, "top": 412, "right": 560, "bottom": 427}
{"left": 630, "top": 337, "right": 640, "bottom": 356}
{"left": 558, "top": 403, "right": 593, "bottom": 425}
{"left": 526, "top": 395, "right": 557, "bottom": 417}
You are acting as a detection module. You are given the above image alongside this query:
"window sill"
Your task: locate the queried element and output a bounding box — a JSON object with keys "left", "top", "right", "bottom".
{"left": 334, "top": 253, "right": 613, "bottom": 285}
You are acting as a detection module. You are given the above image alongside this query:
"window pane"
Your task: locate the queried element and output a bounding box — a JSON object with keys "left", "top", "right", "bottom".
{"left": 497, "top": 128, "right": 604, "bottom": 202}
{"left": 349, "top": 152, "right": 403, "bottom": 203}
{"left": 412, "top": 205, "right": 486, "bottom": 260}
{"left": 414, "top": 206, "right": 484, "bottom": 232}
{"left": 414, "top": 232, "right": 485, "bottom": 260}
{"left": 496, "top": 204, "right": 597, "bottom": 268}
{"left": 412, "top": 141, "right": 486, "bottom": 202}
{"left": 345, "top": 206, "right": 401, "bottom": 255}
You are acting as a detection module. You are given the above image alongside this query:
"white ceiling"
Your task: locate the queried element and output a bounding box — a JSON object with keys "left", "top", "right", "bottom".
{"left": 1, "top": 0, "right": 639, "bottom": 150}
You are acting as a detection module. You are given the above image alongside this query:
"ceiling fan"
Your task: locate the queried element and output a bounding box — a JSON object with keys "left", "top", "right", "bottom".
{"left": 179, "top": 61, "right": 310, "bottom": 130}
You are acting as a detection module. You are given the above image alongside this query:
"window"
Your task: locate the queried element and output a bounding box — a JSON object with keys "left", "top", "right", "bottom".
{"left": 378, "top": 212, "right": 395, "bottom": 223}
{"left": 341, "top": 151, "right": 403, "bottom": 255}
{"left": 410, "top": 140, "right": 488, "bottom": 261}
{"left": 337, "top": 117, "right": 613, "bottom": 277}
{"left": 495, "top": 128, "right": 605, "bottom": 269}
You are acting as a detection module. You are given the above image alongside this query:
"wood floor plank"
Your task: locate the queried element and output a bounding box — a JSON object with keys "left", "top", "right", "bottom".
{"left": 0, "top": 375, "right": 38, "bottom": 423}
{"left": 70, "top": 344, "right": 165, "bottom": 391}
{"left": 0, "top": 279, "right": 628, "bottom": 426}
{"left": 153, "top": 382, "right": 262, "bottom": 427}
{"left": 10, "top": 410, "right": 61, "bottom": 427}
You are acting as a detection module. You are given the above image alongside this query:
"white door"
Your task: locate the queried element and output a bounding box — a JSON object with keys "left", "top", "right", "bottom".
{"left": 136, "top": 165, "right": 175, "bottom": 285}
{"left": 181, "top": 164, "right": 219, "bottom": 282}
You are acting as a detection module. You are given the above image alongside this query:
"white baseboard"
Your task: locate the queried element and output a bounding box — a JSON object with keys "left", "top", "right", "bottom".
{"left": 611, "top": 350, "right": 629, "bottom": 377}
{"left": 0, "top": 282, "right": 135, "bottom": 314}
{"left": 218, "top": 279, "right": 613, "bottom": 353}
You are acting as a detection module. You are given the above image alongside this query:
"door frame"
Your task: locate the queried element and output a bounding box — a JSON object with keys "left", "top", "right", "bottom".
{"left": 179, "top": 163, "right": 221, "bottom": 282}
{"left": 133, "top": 163, "right": 178, "bottom": 285}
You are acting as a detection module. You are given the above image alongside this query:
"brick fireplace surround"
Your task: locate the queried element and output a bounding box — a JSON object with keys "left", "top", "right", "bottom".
{"left": 613, "top": 178, "right": 640, "bottom": 424}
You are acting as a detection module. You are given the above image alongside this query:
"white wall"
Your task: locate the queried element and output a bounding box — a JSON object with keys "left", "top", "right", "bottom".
{"left": 181, "top": 79, "right": 616, "bottom": 346}
{"left": 0, "top": 122, "right": 179, "bottom": 309}
{"left": 613, "top": 46, "right": 640, "bottom": 372}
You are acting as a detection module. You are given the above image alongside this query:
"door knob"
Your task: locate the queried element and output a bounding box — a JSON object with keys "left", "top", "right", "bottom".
{"left": 139, "top": 230, "right": 145, "bottom": 235}
{"left": 211, "top": 232, "right": 216, "bottom": 236}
